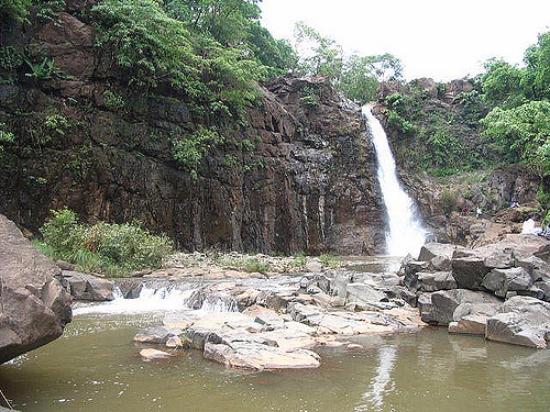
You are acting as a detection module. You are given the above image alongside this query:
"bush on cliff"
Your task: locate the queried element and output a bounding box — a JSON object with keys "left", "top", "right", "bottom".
{"left": 36, "top": 209, "right": 173, "bottom": 277}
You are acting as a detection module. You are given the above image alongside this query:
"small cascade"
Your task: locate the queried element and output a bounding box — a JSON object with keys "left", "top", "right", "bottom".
{"left": 73, "top": 282, "right": 240, "bottom": 316}
{"left": 363, "top": 105, "right": 427, "bottom": 257}
{"left": 521, "top": 218, "right": 538, "bottom": 234}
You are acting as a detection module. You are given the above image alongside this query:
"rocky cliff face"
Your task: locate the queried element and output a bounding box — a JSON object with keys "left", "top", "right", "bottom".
{"left": 0, "top": 9, "right": 385, "bottom": 255}
{"left": 0, "top": 214, "right": 72, "bottom": 364}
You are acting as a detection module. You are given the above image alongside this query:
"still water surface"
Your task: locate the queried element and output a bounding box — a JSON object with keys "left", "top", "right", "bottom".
{"left": 1, "top": 313, "right": 549, "bottom": 411}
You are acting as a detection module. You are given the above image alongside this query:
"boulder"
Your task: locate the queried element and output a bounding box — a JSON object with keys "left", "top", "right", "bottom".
{"left": 61, "top": 271, "right": 115, "bottom": 301}
{"left": 448, "top": 302, "right": 501, "bottom": 335}
{"left": 417, "top": 271, "right": 457, "bottom": 292}
{"left": 451, "top": 255, "right": 491, "bottom": 290}
{"left": 117, "top": 279, "right": 143, "bottom": 299}
{"left": 486, "top": 296, "right": 550, "bottom": 348}
{"left": 482, "top": 268, "right": 532, "bottom": 298}
{"left": 133, "top": 326, "right": 182, "bottom": 344}
{"left": 0, "top": 214, "right": 72, "bottom": 364}
{"left": 419, "top": 289, "right": 500, "bottom": 326}
{"left": 418, "top": 243, "right": 457, "bottom": 262}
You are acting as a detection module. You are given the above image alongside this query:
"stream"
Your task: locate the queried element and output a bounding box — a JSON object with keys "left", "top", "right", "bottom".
{"left": 1, "top": 309, "right": 549, "bottom": 411}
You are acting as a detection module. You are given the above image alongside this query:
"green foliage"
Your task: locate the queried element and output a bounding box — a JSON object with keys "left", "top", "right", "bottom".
{"left": 318, "top": 253, "right": 342, "bottom": 268}
{"left": 24, "top": 57, "right": 60, "bottom": 80}
{"left": 292, "top": 251, "right": 307, "bottom": 268}
{"left": 0, "top": 46, "right": 24, "bottom": 71}
{"left": 0, "top": 122, "right": 15, "bottom": 157}
{"left": 482, "top": 59, "right": 527, "bottom": 109}
{"left": 35, "top": 0, "right": 65, "bottom": 22}
{"left": 39, "top": 208, "right": 173, "bottom": 277}
{"left": 172, "top": 126, "right": 224, "bottom": 179}
{"left": 300, "top": 86, "right": 320, "bottom": 109}
{"left": 103, "top": 90, "right": 126, "bottom": 111}
{"left": 294, "top": 23, "right": 402, "bottom": 103}
{"left": 482, "top": 100, "right": 550, "bottom": 175}
{"left": 44, "top": 113, "right": 69, "bottom": 137}
{"left": 92, "top": 0, "right": 266, "bottom": 118}
{"left": 440, "top": 189, "right": 459, "bottom": 215}
{"left": 242, "top": 257, "right": 269, "bottom": 274}
{"left": 92, "top": 0, "right": 199, "bottom": 90}
{"left": 0, "top": 0, "right": 32, "bottom": 22}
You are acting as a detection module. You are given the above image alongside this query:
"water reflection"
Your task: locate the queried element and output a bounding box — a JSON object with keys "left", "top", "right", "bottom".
{"left": 355, "top": 345, "right": 397, "bottom": 411}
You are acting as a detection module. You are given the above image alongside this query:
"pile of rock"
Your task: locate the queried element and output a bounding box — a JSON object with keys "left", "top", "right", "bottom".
{"left": 401, "top": 234, "right": 550, "bottom": 348}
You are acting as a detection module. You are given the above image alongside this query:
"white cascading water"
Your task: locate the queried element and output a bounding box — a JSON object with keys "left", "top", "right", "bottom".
{"left": 363, "top": 105, "right": 427, "bottom": 258}
{"left": 72, "top": 286, "right": 237, "bottom": 316}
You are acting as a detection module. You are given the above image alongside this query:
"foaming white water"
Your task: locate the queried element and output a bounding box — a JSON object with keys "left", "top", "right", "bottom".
{"left": 73, "top": 285, "right": 239, "bottom": 316}
{"left": 73, "top": 287, "right": 196, "bottom": 315}
{"left": 521, "top": 219, "right": 538, "bottom": 234}
{"left": 363, "top": 105, "right": 427, "bottom": 257}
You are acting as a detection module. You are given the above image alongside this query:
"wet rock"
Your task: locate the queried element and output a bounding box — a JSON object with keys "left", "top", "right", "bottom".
{"left": 203, "top": 342, "right": 320, "bottom": 370}
{"left": 165, "top": 336, "right": 184, "bottom": 348}
{"left": 419, "top": 289, "right": 500, "bottom": 326}
{"left": 140, "top": 348, "right": 173, "bottom": 360}
{"left": 486, "top": 296, "right": 550, "bottom": 348}
{"left": 61, "top": 271, "right": 114, "bottom": 301}
{"left": 482, "top": 267, "right": 532, "bottom": 298}
{"left": 133, "top": 326, "right": 182, "bottom": 345}
{"left": 117, "top": 279, "right": 143, "bottom": 299}
{"left": 0, "top": 214, "right": 72, "bottom": 364}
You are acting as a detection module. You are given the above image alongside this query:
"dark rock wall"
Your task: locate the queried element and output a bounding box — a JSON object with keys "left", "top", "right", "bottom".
{"left": 0, "top": 11, "right": 386, "bottom": 255}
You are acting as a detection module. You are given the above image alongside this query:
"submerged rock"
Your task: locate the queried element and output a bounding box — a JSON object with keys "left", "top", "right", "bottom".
{"left": 140, "top": 348, "right": 173, "bottom": 360}
{"left": 0, "top": 214, "right": 72, "bottom": 364}
{"left": 133, "top": 326, "right": 182, "bottom": 345}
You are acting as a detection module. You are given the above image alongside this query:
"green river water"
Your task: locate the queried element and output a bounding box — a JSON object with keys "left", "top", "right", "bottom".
{"left": 1, "top": 312, "right": 549, "bottom": 412}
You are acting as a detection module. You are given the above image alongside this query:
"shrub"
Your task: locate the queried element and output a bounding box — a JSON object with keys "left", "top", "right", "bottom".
{"left": 300, "top": 86, "right": 320, "bottom": 109}
{"left": 242, "top": 257, "right": 269, "bottom": 274}
{"left": 103, "top": 90, "right": 125, "bottom": 111}
{"left": 440, "top": 189, "right": 459, "bottom": 215}
{"left": 38, "top": 208, "right": 173, "bottom": 277}
{"left": 0, "top": 0, "right": 32, "bottom": 22}
{"left": 25, "top": 58, "right": 60, "bottom": 80}
{"left": 172, "top": 126, "right": 224, "bottom": 179}
{"left": 292, "top": 252, "right": 307, "bottom": 268}
{"left": 318, "top": 253, "right": 342, "bottom": 268}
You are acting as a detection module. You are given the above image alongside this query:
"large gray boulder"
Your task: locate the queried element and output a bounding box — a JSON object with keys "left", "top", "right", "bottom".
{"left": 451, "top": 255, "right": 491, "bottom": 290}
{"left": 0, "top": 214, "right": 72, "bottom": 364}
{"left": 486, "top": 296, "right": 550, "bottom": 348}
{"left": 418, "top": 243, "right": 457, "bottom": 262}
{"left": 61, "top": 271, "right": 115, "bottom": 301}
{"left": 419, "top": 289, "right": 500, "bottom": 326}
{"left": 482, "top": 267, "right": 533, "bottom": 298}
{"left": 448, "top": 302, "right": 501, "bottom": 335}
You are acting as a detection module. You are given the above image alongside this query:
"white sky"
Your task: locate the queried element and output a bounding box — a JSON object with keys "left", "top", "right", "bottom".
{"left": 261, "top": 0, "right": 550, "bottom": 81}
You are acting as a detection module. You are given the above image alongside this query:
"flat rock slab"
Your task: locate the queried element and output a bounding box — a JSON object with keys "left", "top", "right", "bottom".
{"left": 140, "top": 348, "right": 173, "bottom": 360}
{"left": 204, "top": 342, "right": 320, "bottom": 370}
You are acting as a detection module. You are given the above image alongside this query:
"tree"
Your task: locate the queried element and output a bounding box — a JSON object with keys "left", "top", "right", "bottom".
{"left": 524, "top": 32, "right": 550, "bottom": 100}
{"left": 481, "top": 59, "right": 527, "bottom": 109}
{"left": 339, "top": 54, "right": 379, "bottom": 103}
{"left": 294, "top": 21, "right": 344, "bottom": 81}
{"left": 0, "top": 0, "right": 32, "bottom": 22}
{"left": 482, "top": 100, "right": 550, "bottom": 176}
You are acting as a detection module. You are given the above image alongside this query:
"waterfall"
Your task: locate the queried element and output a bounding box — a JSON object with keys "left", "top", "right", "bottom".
{"left": 363, "top": 105, "right": 427, "bottom": 258}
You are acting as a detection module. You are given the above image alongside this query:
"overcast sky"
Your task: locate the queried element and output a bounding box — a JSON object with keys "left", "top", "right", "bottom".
{"left": 261, "top": 0, "right": 550, "bottom": 81}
